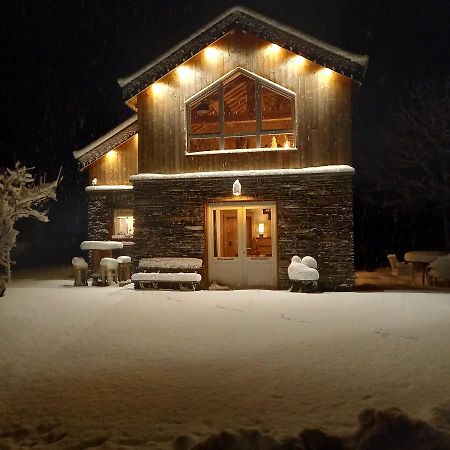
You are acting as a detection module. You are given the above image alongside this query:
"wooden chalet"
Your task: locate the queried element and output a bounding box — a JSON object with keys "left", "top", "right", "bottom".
{"left": 74, "top": 7, "right": 368, "bottom": 290}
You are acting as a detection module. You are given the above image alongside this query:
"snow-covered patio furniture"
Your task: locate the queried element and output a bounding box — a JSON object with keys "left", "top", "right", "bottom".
{"left": 428, "top": 254, "right": 450, "bottom": 287}
{"left": 138, "top": 257, "right": 203, "bottom": 272}
{"left": 117, "top": 255, "right": 132, "bottom": 286}
{"left": 80, "top": 241, "right": 123, "bottom": 282}
{"left": 100, "top": 257, "right": 119, "bottom": 286}
{"left": 403, "top": 251, "right": 447, "bottom": 285}
{"left": 138, "top": 257, "right": 204, "bottom": 289}
{"left": 288, "top": 255, "right": 319, "bottom": 293}
{"left": 72, "top": 257, "right": 88, "bottom": 287}
{"left": 387, "top": 254, "right": 415, "bottom": 284}
{"left": 131, "top": 272, "right": 202, "bottom": 291}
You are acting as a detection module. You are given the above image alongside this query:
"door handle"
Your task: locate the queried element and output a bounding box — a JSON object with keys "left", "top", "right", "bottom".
{"left": 218, "top": 257, "right": 234, "bottom": 260}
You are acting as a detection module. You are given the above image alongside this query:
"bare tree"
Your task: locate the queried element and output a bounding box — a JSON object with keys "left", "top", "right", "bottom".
{"left": 0, "top": 163, "right": 60, "bottom": 292}
{"left": 378, "top": 77, "right": 450, "bottom": 247}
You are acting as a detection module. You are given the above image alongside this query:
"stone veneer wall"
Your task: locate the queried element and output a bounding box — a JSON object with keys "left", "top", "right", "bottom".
{"left": 86, "top": 190, "right": 135, "bottom": 261}
{"left": 133, "top": 173, "right": 354, "bottom": 290}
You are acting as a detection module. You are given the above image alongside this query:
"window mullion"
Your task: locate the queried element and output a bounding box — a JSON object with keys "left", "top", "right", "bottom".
{"left": 255, "top": 81, "right": 261, "bottom": 148}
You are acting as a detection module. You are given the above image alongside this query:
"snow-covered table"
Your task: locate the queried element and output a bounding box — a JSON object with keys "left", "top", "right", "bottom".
{"left": 80, "top": 241, "right": 124, "bottom": 274}
{"left": 404, "top": 251, "right": 447, "bottom": 285}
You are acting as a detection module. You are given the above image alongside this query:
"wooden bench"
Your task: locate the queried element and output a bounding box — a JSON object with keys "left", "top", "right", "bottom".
{"left": 131, "top": 272, "right": 201, "bottom": 291}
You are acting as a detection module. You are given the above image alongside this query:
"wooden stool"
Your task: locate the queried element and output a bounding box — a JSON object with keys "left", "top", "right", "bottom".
{"left": 117, "top": 256, "right": 132, "bottom": 285}
{"left": 100, "top": 258, "right": 119, "bottom": 286}
{"left": 72, "top": 257, "right": 88, "bottom": 286}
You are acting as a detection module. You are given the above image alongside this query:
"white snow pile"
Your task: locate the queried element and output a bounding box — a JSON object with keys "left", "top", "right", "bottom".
{"left": 117, "top": 255, "right": 132, "bottom": 263}
{"left": 288, "top": 255, "right": 319, "bottom": 281}
{"left": 139, "top": 257, "right": 203, "bottom": 270}
{"left": 80, "top": 240, "right": 123, "bottom": 250}
{"left": 100, "top": 257, "right": 119, "bottom": 269}
{"left": 132, "top": 272, "right": 201, "bottom": 282}
{"left": 1, "top": 277, "right": 449, "bottom": 450}
{"left": 71, "top": 257, "right": 88, "bottom": 269}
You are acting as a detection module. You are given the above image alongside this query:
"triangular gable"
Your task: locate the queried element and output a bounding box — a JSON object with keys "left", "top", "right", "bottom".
{"left": 73, "top": 115, "right": 137, "bottom": 170}
{"left": 118, "top": 7, "right": 368, "bottom": 101}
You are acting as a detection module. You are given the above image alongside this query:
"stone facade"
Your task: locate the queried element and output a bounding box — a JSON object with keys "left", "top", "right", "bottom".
{"left": 132, "top": 172, "right": 354, "bottom": 290}
{"left": 86, "top": 190, "right": 135, "bottom": 262}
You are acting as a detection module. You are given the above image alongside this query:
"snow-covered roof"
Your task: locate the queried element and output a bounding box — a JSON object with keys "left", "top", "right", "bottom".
{"left": 118, "top": 6, "right": 368, "bottom": 101}
{"left": 73, "top": 115, "right": 137, "bottom": 170}
{"left": 130, "top": 165, "right": 355, "bottom": 182}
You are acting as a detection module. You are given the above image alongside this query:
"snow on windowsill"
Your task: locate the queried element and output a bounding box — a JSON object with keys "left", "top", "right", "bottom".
{"left": 85, "top": 185, "right": 134, "bottom": 192}
{"left": 185, "top": 147, "right": 298, "bottom": 156}
{"left": 130, "top": 165, "right": 355, "bottom": 181}
{"left": 80, "top": 241, "right": 124, "bottom": 250}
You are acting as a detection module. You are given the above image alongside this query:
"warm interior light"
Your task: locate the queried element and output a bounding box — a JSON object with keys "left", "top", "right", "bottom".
{"left": 204, "top": 46, "right": 220, "bottom": 61}
{"left": 258, "top": 223, "right": 265, "bottom": 236}
{"left": 284, "top": 139, "right": 290, "bottom": 149}
{"left": 176, "top": 65, "right": 191, "bottom": 79}
{"left": 291, "top": 55, "right": 306, "bottom": 65}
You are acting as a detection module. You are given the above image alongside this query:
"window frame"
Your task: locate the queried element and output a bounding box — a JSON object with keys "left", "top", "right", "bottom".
{"left": 185, "top": 68, "right": 296, "bottom": 154}
{"left": 110, "top": 208, "right": 134, "bottom": 240}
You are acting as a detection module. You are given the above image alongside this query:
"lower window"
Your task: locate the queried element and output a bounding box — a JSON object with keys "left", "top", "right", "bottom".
{"left": 112, "top": 209, "right": 134, "bottom": 239}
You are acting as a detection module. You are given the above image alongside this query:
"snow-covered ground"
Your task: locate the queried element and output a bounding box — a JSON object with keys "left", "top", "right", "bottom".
{"left": 0, "top": 276, "right": 449, "bottom": 449}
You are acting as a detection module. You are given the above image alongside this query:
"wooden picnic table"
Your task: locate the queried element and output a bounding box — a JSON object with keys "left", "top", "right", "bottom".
{"left": 404, "top": 251, "right": 447, "bottom": 285}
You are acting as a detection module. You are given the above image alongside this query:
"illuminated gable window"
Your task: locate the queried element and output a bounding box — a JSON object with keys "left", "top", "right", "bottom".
{"left": 112, "top": 209, "right": 134, "bottom": 239}
{"left": 187, "top": 69, "right": 295, "bottom": 153}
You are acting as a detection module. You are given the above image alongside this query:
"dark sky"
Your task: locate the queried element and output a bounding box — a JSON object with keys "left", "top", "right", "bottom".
{"left": 1, "top": 0, "right": 449, "bottom": 269}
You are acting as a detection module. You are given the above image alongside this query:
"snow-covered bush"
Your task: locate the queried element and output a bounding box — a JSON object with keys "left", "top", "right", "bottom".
{"left": 288, "top": 254, "right": 319, "bottom": 293}
{"left": 0, "top": 163, "right": 59, "bottom": 285}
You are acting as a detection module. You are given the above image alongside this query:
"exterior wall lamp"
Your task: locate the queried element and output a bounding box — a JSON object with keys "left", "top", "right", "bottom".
{"left": 233, "top": 179, "right": 241, "bottom": 196}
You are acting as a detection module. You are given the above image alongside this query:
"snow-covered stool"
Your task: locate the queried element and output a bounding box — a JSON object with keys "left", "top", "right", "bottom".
{"left": 100, "top": 257, "right": 119, "bottom": 286}
{"left": 117, "top": 256, "right": 132, "bottom": 286}
{"left": 288, "top": 255, "right": 320, "bottom": 293}
{"left": 131, "top": 272, "right": 201, "bottom": 291}
{"left": 72, "top": 257, "right": 88, "bottom": 287}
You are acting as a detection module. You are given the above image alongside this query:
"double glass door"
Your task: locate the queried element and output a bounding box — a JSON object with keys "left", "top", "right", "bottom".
{"left": 207, "top": 202, "right": 277, "bottom": 289}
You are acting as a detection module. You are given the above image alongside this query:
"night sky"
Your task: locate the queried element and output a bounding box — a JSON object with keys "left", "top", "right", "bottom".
{"left": 2, "top": 0, "right": 450, "bottom": 270}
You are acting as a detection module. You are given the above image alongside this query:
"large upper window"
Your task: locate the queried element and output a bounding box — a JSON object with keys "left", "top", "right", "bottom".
{"left": 187, "top": 70, "right": 295, "bottom": 153}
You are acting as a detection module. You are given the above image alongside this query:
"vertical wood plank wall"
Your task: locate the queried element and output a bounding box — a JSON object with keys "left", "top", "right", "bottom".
{"left": 88, "top": 135, "right": 138, "bottom": 185}
{"left": 137, "top": 31, "right": 352, "bottom": 174}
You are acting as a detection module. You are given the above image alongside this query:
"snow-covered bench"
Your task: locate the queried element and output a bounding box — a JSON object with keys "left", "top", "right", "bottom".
{"left": 131, "top": 272, "right": 202, "bottom": 291}
{"left": 136, "top": 257, "right": 204, "bottom": 290}
{"left": 138, "top": 257, "right": 202, "bottom": 272}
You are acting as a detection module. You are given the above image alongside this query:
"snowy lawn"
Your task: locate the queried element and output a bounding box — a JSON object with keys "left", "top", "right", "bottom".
{"left": 0, "top": 277, "right": 449, "bottom": 449}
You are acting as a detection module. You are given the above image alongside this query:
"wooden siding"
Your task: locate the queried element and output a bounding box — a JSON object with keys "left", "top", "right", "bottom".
{"left": 137, "top": 31, "right": 352, "bottom": 174}
{"left": 88, "top": 135, "right": 138, "bottom": 185}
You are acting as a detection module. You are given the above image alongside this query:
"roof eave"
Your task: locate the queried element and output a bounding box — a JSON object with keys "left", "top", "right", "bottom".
{"left": 118, "top": 7, "right": 368, "bottom": 102}
{"left": 73, "top": 117, "right": 138, "bottom": 171}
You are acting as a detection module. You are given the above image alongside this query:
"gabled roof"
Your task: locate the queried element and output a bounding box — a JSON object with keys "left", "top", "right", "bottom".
{"left": 118, "top": 6, "right": 368, "bottom": 101}
{"left": 73, "top": 115, "right": 137, "bottom": 170}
